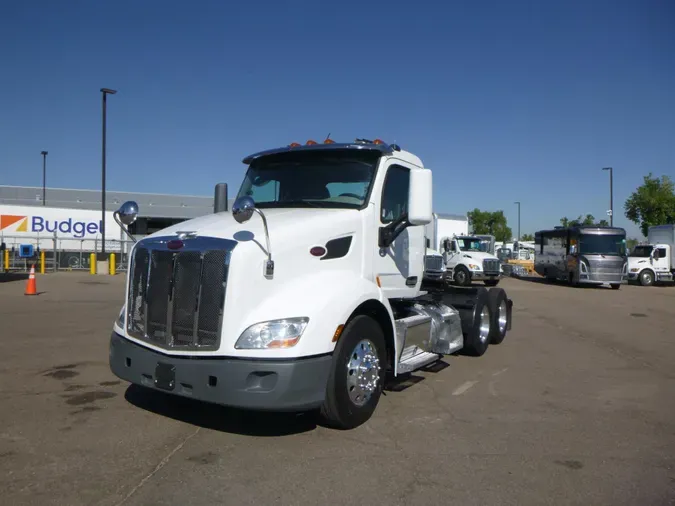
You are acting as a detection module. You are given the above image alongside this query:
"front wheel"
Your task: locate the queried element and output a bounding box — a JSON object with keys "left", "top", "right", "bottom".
{"left": 610, "top": 283, "right": 621, "bottom": 290}
{"left": 320, "top": 315, "right": 387, "bottom": 430}
{"left": 638, "top": 270, "right": 654, "bottom": 286}
{"left": 453, "top": 266, "right": 472, "bottom": 287}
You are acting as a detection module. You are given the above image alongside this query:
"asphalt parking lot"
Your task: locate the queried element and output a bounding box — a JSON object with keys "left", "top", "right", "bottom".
{"left": 1, "top": 272, "right": 674, "bottom": 506}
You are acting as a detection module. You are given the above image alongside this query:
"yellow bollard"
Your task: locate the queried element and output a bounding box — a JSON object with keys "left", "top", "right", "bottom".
{"left": 109, "top": 253, "right": 116, "bottom": 275}
{"left": 3, "top": 250, "right": 8, "bottom": 271}
{"left": 90, "top": 253, "right": 96, "bottom": 274}
{"left": 40, "top": 251, "right": 45, "bottom": 274}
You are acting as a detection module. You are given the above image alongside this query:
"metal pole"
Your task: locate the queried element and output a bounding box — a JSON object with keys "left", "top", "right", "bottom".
{"left": 41, "top": 151, "right": 48, "bottom": 205}
{"left": 100, "top": 88, "right": 117, "bottom": 257}
{"left": 101, "top": 93, "right": 107, "bottom": 255}
{"left": 514, "top": 201, "right": 521, "bottom": 241}
{"left": 603, "top": 167, "right": 613, "bottom": 227}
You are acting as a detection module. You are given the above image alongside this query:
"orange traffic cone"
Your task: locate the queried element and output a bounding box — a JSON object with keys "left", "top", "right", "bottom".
{"left": 25, "top": 265, "right": 37, "bottom": 296}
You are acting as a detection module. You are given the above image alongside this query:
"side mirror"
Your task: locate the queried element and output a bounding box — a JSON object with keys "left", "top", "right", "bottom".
{"left": 232, "top": 196, "right": 255, "bottom": 224}
{"left": 408, "top": 168, "right": 432, "bottom": 225}
{"left": 113, "top": 201, "right": 139, "bottom": 243}
{"left": 116, "top": 201, "right": 139, "bottom": 226}
{"left": 653, "top": 249, "right": 660, "bottom": 259}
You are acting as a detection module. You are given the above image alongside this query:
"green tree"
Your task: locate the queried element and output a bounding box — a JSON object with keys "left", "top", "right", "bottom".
{"left": 467, "top": 208, "right": 513, "bottom": 242}
{"left": 560, "top": 215, "right": 610, "bottom": 227}
{"left": 626, "top": 238, "right": 639, "bottom": 251}
{"left": 624, "top": 173, "right": 675, "bottom": 236}
{"left": 521, "top": 233, "right": 534, "bottom": 241}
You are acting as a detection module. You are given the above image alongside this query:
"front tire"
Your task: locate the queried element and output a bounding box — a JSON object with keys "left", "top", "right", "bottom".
{"left": 638, "top": 270, "right": 654, "bottom": 286}
{"left": 610, "top": 283, "right": 621, "bottom": 290}
{"left": 320, "top": 315, "right": 387, "bottom": 430}
{"left": 453, "top": 266, "right": 472, "bottom": 287}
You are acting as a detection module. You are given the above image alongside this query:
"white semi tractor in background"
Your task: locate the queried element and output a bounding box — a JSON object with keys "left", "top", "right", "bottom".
{"left": 627, "top": 224, "right": 675, "bottom": 286}
{"left": 109, "top": 138, "right": 514, "bottom": 430}
{"left": 424, "top": 213, "right": 503, "bottom": 287}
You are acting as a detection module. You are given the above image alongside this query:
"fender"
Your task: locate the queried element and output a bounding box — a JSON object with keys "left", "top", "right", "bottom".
{"left": 232, "top": 270, "right": 394, "bottom": 359}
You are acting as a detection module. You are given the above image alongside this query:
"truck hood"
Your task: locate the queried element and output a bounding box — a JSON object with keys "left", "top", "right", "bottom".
{"left": 141, "top": 207, "right": 361, "bottom": 258}
{"left": 627, "top": 257, "right": 650, "bottom": 268}
{"left": 455, "top": 251, "right": 498, "bottom": 262}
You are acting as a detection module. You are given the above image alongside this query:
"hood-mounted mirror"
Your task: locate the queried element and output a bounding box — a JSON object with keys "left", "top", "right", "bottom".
{"left": 113, "top": 201, "right": 139, "bottom": 243}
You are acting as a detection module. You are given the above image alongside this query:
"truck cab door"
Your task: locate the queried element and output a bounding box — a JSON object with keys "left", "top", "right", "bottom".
{"left": 374, "top": 162, "right": 425, "bottom": 298}
{"left": 653, "top": 246, "right": 669, "bottom": 272}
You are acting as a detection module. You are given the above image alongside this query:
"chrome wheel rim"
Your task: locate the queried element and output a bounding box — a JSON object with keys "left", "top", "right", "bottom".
{"left": 346, "top": 339, "right": 381, "bottom": 407}
{"left": 498, "top": 301, "right": 507, "bottom": 334}
{"left": 642, "top": 272, "right": 653, "bottom": 285}
{"left": 479, "top": 306, "right": 490, "bottom": 343}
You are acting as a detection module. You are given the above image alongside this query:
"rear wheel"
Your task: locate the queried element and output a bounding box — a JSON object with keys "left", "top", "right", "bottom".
{"left": 320, "top": 315, "right": 387, "bottom": 430}
{"left": 484, "top": 279, "right": 500, "bottom": 287}
{"left": 610, "top": 283, "right": 621, "bottom": 290}
{"left": 487, "top": 288, "right": 509, "bottom": 344}
{"left": 462, "top": 290, "right": 491, "bottom": 357}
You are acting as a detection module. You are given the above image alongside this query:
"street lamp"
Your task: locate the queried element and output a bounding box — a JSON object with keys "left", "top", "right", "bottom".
{"left": 40, "top": 151, "right": 48, "bottom": 206}
{"left": 514, "top": 201, "right": 521, "bottom": 241}
{"left": 100, "top": 88, "right": 117, "bottom": 258}
{"left": 602, "top": 167, "right": 613, "bottom": 227}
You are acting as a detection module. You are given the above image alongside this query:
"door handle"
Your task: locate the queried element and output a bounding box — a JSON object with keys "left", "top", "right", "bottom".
{"left": 406, "top": 276, "right": 418, "bottom": 287}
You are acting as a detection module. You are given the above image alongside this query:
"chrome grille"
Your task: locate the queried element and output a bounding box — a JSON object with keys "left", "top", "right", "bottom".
{"left": 425, "top": 255, "right": 444, "bottom": 272}
{"left": 125, "top": 237, "right": 235, "bottom": 351}
{"left": 482, "top": 258, "right": 500, "bottom": 275}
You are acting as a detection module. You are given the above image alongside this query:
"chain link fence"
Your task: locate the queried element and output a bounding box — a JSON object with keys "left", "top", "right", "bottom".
{"left": 1, "top": 234, "right": 135, "bottom": 273}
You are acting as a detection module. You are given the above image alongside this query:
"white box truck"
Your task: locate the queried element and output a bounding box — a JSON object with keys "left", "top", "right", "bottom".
{"left": 109, "top": 138, "right": 514, "bottom": 430}
{"left": 627, "top": 224, "right": 675, "bottom": 285}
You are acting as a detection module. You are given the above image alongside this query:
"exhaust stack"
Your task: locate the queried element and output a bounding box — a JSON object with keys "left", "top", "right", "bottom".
{"left": 214, "top": 183, "right": 228, "bottom": 213}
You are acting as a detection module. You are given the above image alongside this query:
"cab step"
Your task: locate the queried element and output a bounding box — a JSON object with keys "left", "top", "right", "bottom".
{"left": 398, "top": 351, "right": 441, "bottom": 374}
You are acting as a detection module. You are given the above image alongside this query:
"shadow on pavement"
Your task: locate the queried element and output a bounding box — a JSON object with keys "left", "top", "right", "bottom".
{"left": 124, "top": 384, "right": 319, "bottom": 436}
{"left": 0, "top": 272, "right": 29, "bottom": 283}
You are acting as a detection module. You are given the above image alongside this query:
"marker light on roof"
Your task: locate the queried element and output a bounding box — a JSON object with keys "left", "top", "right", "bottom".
{"left": 324, "top": 139, "right": 335, "bottom": 144}
{"left": 306, "top": 140, "right": 318, "bottom": 145}
{"left": 373, "top": 139, "right": 384, "bottom": 145}
{"left": 289, "top": 142, "right": 301, "bottom": 147}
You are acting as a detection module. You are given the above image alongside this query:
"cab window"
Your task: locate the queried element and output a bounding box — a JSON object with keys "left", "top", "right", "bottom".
{"left": 380, "top": 165, "right": 410, "bottom": 224}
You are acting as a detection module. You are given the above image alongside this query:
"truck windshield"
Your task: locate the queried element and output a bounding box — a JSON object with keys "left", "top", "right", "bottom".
{"left": 630, "top": 245, "right": 653, "bottom": 257}
{"left": 457, "top": 237, "right": 483, "bottom": 252}
{"left": 578, "top": 234, "right": 627, "bottom": 256}
{"left": 237, "top": 149, "right": 380, "bottom": 209}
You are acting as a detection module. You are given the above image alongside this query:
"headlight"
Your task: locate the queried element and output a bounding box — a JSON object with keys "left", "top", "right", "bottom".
{"left": 116, "top": 305, "right": 125, "bottom": 328}
{"left": 468, "top": 264, "right": 481, "bottom": 270}
{"left": 235, "top": 317, "right": 309, "bottom": 349}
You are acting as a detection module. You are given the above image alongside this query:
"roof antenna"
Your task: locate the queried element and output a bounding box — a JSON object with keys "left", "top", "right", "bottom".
{"left": 325, "top": 132, "right": 331, "bottom": 141}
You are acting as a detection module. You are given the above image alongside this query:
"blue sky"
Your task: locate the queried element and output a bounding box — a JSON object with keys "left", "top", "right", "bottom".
{"left": 1, "top": 0, "right": 673, "bottom": 239}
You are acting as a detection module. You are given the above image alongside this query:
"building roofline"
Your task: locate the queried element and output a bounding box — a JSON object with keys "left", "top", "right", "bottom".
{"left": 0, "top": 184, "right": 217, "bottom": 199}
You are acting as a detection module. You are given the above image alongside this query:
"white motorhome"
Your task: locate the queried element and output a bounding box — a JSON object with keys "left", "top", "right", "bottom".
{"left": 108, "top": 138, "right": 514, "bottom": 430}
{"left": 627, "top": 224, "right": 675, "bottom": 286}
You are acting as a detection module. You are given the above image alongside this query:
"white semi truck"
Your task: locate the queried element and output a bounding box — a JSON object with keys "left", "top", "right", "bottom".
{"left": 109, "top": 138, "right": 514, "bottom": 430}
{"left": 626, "top": 224, "right": 675, "bottom": 286}
{"left": 424, "top": 214, "right": 502, "bottom": 287}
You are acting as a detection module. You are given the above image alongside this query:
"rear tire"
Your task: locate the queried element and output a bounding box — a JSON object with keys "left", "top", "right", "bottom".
{"left": 610, "top": 283, "right": 621, "bottom": 290}
{"left": 320, "top": 315, "right": 387, "bottom": 430}
{"left": 487, "top": 288, "right": 509, "bottom": 344}
{"left": 462, "top": 289, "right": 491, "bottom": 357}
{"left": 484, "top": 279, "right": 500, "bottom": 287}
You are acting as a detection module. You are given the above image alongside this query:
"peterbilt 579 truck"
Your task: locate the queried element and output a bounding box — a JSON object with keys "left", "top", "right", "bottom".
{"left": 109, "top": 138, "right": 514, "bottom": 430}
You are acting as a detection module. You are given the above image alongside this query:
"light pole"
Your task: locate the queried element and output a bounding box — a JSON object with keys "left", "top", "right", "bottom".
{"left": 100, "top": 88, "right": 117, "bottom": 257}
{"left": 514, "top": 201, "right": 521, "bottom": 241}
{"left": 41, "top": 151, "right": 48, "bottom": 206}
{"left": 602, "top": 167, "right": 613, "bottom": 227}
